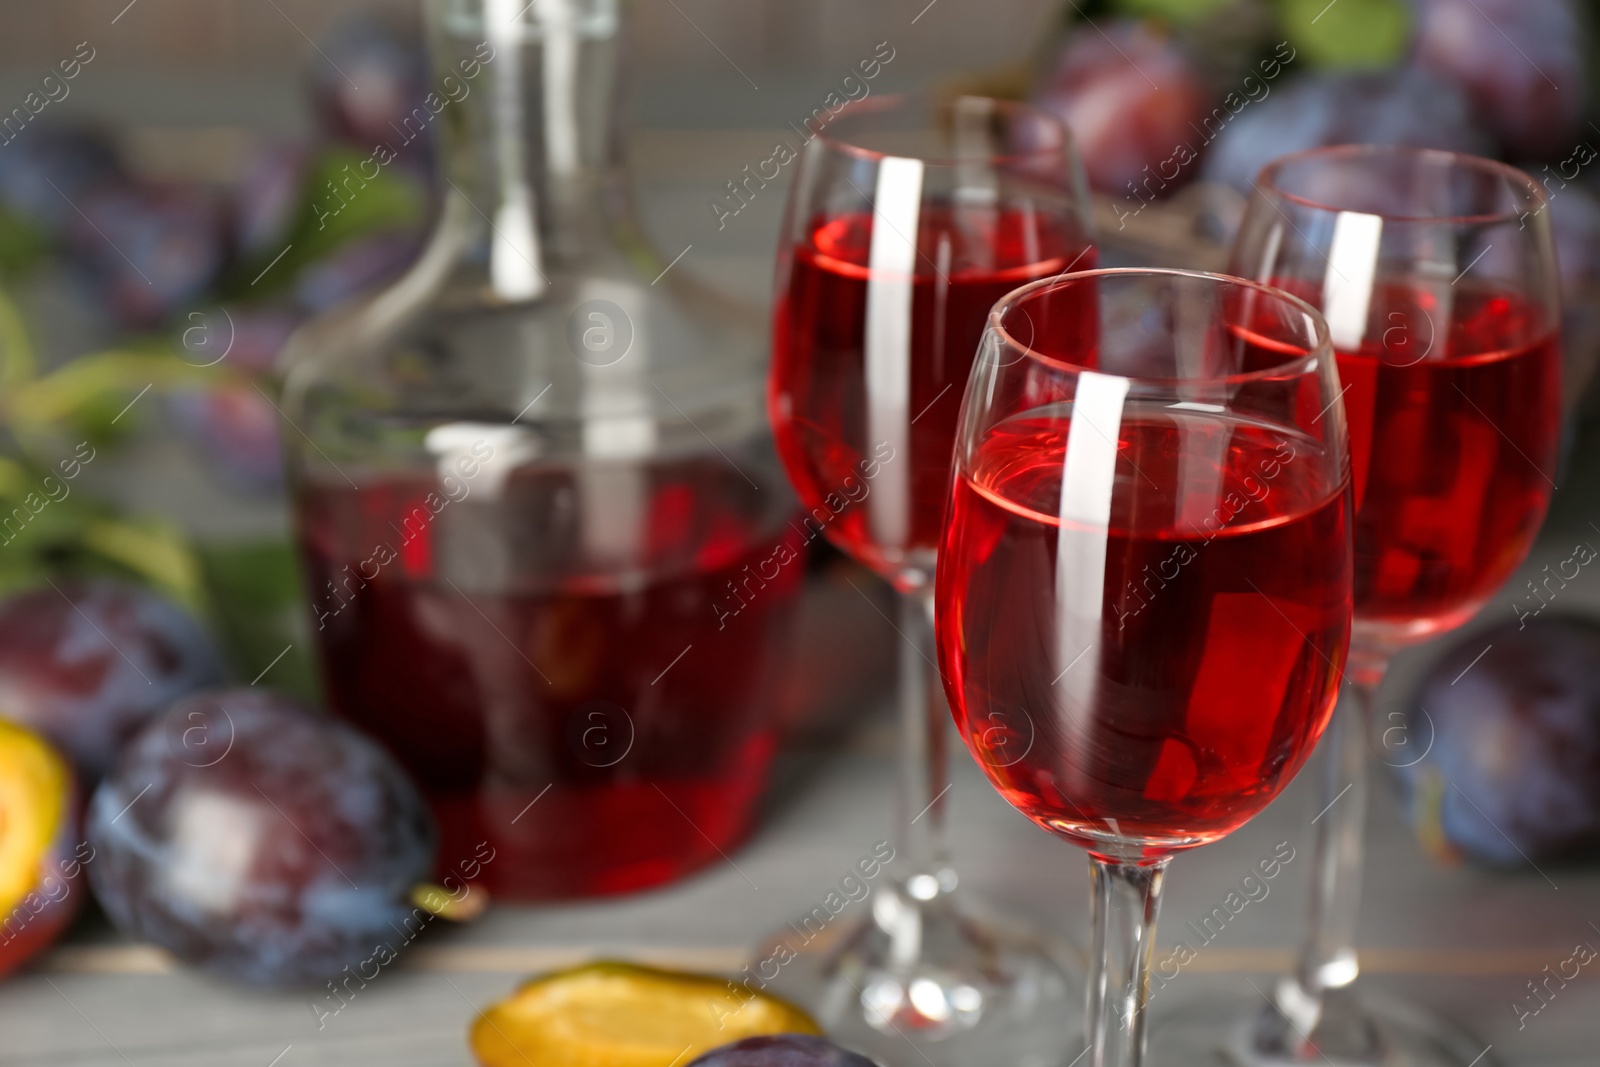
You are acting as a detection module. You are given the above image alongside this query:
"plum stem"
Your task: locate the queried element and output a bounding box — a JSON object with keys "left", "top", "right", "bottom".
{"left": 411, "top": 882, "right": 490, "bottom": 923}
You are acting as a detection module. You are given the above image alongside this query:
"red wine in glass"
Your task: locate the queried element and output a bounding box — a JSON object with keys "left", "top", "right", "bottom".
{"left": 939, "top": 408, "right": 1351, "bottom": 853}
{"left": 935, "top": 269, "right": 1350, "bottom": 1067}
{"left": 296, "top": 458, "right": 801, "bottom": 899}
{"left": 1176, "top": 145, "right": 1565, "bottom": 1067}
{"left": 757, "top": 95, "right": 1097, "bottom": 1058}
{"left": 770, "top": 204, "right": 1093, "bottom": 576}
{"left": 1331, "top": 284, "right": 1560, "bottom": 632}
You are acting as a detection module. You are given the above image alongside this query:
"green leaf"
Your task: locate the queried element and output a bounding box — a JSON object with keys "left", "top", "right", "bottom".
{"left": 0, "top": 457, "right": 31, "bottom": 497}
{"left": 1279, "top": 0, "right": 1411, "bottom": 69}
{"left": 1065, "top": 0, "right": 1119, "bottom": 24}
{"left": 0, "top": 470, "right": 205, "bottom": 613}
{"left": 195, "top": 538, "right": 320, "bottom": 701}
{"left": 226, "top": 146, "right": 427, "bottom": 299}
{"left": 0, "top": 282, "right": 36, "bottom": 389}
{"left": 0, "top": 281, "right": 212, "bottom": 615}
{"left": 1117, "top": 0, "right": 1236, "bottom": 23}
{"left": 5, "top": 344, "right": 213, "bottom": 450}
{"left": 78, "top": 516, "right": 206, "bottom": 611}
{"left": 0, "top": 209, "right": 52, "bottom": 282}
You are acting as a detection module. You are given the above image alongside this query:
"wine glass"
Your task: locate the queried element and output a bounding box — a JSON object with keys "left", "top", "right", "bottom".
{"left": 937, "top": 268, "right": 1353, "bottom": 1067}
{"left": 1149, "top": 146, "right": 1560, "bottom": 1065}
{"left": 760, "top": 94, "right": 1094, "bottom": 1062}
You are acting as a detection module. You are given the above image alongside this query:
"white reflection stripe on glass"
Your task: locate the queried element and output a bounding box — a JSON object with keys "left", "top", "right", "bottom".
{"left": 865, "top": 155, "right": 925, "bottom": 551}
{"left": 488, "top": 0, "right": 546, "bottom": 300}
{"left": 1174, "top": 412, "right": 1229, "bottom": 534}
{"left": 1250, "top": 220, "right": 1284, "bottom": 287}
{"left": 425, "top": 422, "right": 540, "bottom": 497}
{"left": 1057, "top": 372, "right": 1129, "bottom": 524}
{"left": 1172, "top": 273, "right": 1215, "bottom": 381}
{"left": 539, "top": 0, "right": 581, "bottom": 176}
{"left": 1055, "top": 370, "right": 1129, "bottom": 793}
{"left": 1322, "top": 211, "right": 1383, "bottom": 352}
{"left": 574, "top": 274, "right": 654, "bottom": 564}
{"left": 952, "top": 97, "right": 1000, "bottom": 207}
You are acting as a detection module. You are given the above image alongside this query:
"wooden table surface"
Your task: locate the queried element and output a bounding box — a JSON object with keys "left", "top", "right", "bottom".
{"left": 4, "top": 661, "right": 1597, "bottom": 1067}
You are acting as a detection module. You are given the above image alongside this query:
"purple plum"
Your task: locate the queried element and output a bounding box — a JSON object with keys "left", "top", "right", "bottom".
{"left": 309, "top": 17, "right": 430, "bottom": 149}
{"left": 0, "top": 126, "right": 118, "bottom": 233}
{"left": 173, "top": 304, "right": 301, "bottom": 374}
{"left": 294, "top": 233, "right": 419, "bottom": 312}
{"left": 1412, "top": 0, "right": 1587, "bottom": 159}
{"left": 1201, "top": 67, "right": 1488, "bottom": 194}
{"left": 0, "top": 580, "right": 226, "bottom": 780}
{"left": 67, "top": 182, "right": 227, "bottom": 329}
{"left": 86, "top": 688, "right": 437, "bottom": 985}
{"left": 687, "top": 1035, "right": 881, "bottom": 1067}
{"left": 234, "top": 141, "right": 312, "bottom": 256}
{"left": 1034, "top": 19, "right": 1212, "bottom": 196}
{"left": 168, "top": 384, "right": 285, "bottom": 492}
{"left": 1399, "top": 615, "right": 1600, "bottom": 866}
{"left": 1546, "top": 183, "right": 1600, "bottom": 416}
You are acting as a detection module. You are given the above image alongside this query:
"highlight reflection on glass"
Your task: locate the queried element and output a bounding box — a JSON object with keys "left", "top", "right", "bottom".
{"left": 936, "top": 269, "right": 1353, "bottom": 1067}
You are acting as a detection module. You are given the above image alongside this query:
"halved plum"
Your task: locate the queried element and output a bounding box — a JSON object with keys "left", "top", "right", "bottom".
{"left": 0, "top": 720, "right": 85, "bottom": 978}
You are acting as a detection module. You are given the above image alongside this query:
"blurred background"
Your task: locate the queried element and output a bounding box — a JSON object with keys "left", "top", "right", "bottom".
{"left": 5, "top": 0, "right": 1600, "bottom": 1062}
{"left": 3, "top": 0, "right": 1598, "bottom": 684}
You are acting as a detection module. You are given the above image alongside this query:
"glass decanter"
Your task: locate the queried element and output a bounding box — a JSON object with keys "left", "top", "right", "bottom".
{"left": 279, "top": 0, "right": 799, "bottom": 899}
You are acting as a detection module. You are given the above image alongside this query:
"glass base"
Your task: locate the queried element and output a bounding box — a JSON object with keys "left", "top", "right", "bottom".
{"left": 1146, "top": 984, "right": 1497, "bottom": 1067}
{"left": 750, "top": 878, "right": 1082, "bottom": 1067}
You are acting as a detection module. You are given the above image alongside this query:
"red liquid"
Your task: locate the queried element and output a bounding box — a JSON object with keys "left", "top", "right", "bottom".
{"left": 770, "top": 205, "right": 1093, "bottom": 578}
{"left": 937, "top": 408, "right": 1351, "bottom": 855}
{"left": 295, "top": 458, "right": 800, "bottom": 899}
{"left": 1331, "top": 285, "right": 1560, "bottom": 635}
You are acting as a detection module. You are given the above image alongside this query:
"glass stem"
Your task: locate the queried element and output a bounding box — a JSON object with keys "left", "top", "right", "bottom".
{"left": 1087, "top": 856, "right": 1168, "bottom": 1067}
{"left": 1277, "top": 645, "right": 1390, "bottom": 1041}
{"left": 896, "top": 587, "right": 953, "bottom": 891}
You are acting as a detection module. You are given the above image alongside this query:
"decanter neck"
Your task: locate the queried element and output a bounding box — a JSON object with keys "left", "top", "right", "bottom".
{"left": 424, "top": 0, "right": 629, "bottom": 301}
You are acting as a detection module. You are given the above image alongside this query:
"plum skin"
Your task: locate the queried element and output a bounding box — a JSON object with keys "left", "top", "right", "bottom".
{"left": 0, "top": 580, "right": 226, "bottom": 781}
{"left": 1401, "top": 615, "right": 1600, "bottom": 866}
{"left": 1033, "top": 20, "right": 1211, "bottom": 196}
{"left": 1201, "top": 68, "right": 1487, "bottom": 195}
{"left": 86, "top": 689, "right": 436, "bottom": 986}
{"left": 1412, "top": 0, "right": 1587, "bottom": 159}
{"left": 687, "top": 1035, "right": 882, "bottom": 1067}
